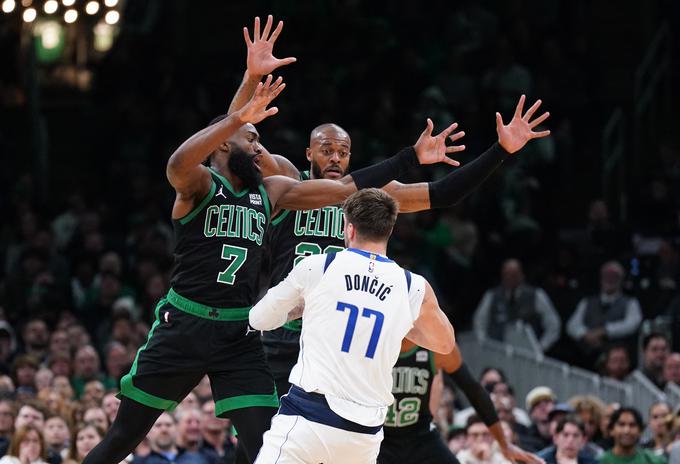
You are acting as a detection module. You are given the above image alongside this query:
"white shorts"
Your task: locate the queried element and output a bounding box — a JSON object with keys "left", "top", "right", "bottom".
{"left": 255, "top": 413, "right": 384, "bottom": 464}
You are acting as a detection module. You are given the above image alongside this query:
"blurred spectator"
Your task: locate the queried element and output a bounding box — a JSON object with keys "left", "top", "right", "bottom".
{"left": 455, "top": 378, "right": 530, "bottom": 429}
{"left": 82, "top": 408, "right": 108, "bottom": 433}
{"left": 598, "top": 345, "right": 632, "bottom": 381}
{"left": 568, "top": 396, "right": 605, "bottom": 458}
{"left": 0, "top": 323, "right": 17, "bottom": 373}
{"left": 457, "top": 415, "right": 509, "bottom": 464}
{"left": 15, "top": 401, "right": 47, "bottom": 432}
{"left": 538, "top": 416, "right": 597, "bottom": 464}
{"left": 64, "top": 423, "right": 104, "bottom": 464}
{"left": 641, "top": 402, "right": 672, "bottom": 458}
{"left": 43, "top": 416, "right": 69, "bottom": 462}
{"left": 199, "top": 401, "right": 234, "bottom": 464}
{"left": 448, "top": 426, "right": 468, "bottom": 455}
{"left": 0, "top": 425, "right": 48, "bottom": 464}
{"left": 20, "top": 320, "right": 50, "bottom": 363}
{"left": 595, "top": 403, "right": 620, "bottom": 450}
{"left": 103, "top": 342, "right": 131, "bottom": 387}
{"left": 474, "top": 259, "right": 561, "bottom": 351}
{"left": 133, "top": 412, "right": 190, "bottom": 464}
{"left": 0, "top": 378, "right": 14, "bottom": 399}
{"left": 47, "top": 355, "right": 71, "bottom": 380}
{"left": 101, "top": 393, "right": 120, "bottom": 425}
{"left": 71, "top": 347, "right": 106, "bottom": 399}
{"left": 567, "top": 262, "right": 642, "bottom": 369}
{"left": 81, "top": 381, "right": 105, "bottom": 409}
{"left": 548, "top": 404, "right": 576, "bottom": 438}
{"left": 0, "top": 399, "right": 15, "bottom": 456}
{"left": 520, "top": 386, "right": 556, "bottom": 452}
{"left": 51, "top": 378, "right": 73, "bottom": 402}
{"left": 635, "top": 333, "right": 670, "bottom": 389}
{"left": 175, "top": 409, "right": 209, "bottom": 463}
{"left": 12, "top": 355, "right": 38, "bottom": 398}
{"left": 599, "top": 407, "right": 665, "bottom": 464}
{"left": 663, "top": 353, "right": 680, "bottom": 386}
{"left": 48, "top": 332, "right": 70, "bottom": 360}
{"left": 192, "top": 378, "right": 212, "bottom": 406}
{"left": 34, "top": 369, "right": 53, "bottom": 393}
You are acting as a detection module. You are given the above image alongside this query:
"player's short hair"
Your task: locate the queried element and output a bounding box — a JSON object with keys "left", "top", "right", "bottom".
{"left": 342, "top": 188, "right": 398, "bottom": 242}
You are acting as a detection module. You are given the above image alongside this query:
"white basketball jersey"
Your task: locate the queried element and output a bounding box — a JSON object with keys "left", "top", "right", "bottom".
{"left": 289, "top": 248, "right": 426, "bottom": 427}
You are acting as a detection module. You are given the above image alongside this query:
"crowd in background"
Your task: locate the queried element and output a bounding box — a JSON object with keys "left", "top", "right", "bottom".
{"left": 1, "top": 0, "right": 680, "bottom": 462}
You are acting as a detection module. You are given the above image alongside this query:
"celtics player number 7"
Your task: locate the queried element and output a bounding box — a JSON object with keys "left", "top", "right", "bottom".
{"left": 216, "top": 244, "right": 248, "bottom": 285}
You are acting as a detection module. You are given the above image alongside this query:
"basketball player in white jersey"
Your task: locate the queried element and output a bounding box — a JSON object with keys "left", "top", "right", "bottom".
{"left": 249, "top": 188, "right": 456, "bottom": 463}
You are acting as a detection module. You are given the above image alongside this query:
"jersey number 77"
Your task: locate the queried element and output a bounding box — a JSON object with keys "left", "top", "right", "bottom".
{"left": 336, "top": 301, "right": 384, "bottom": 359}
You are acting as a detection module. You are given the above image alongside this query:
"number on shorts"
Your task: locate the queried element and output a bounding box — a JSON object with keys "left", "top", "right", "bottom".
{"left": 217, "top": 245, "right": 248, "bottom": 285}
{"left": 294, "top": 242, "right": 344, "bottom": 266}
{"left": 384, "top": 397, "right": 421, "bottom": 427}
{"left": 336, "top": 302, "right": 384, "bottom": 359}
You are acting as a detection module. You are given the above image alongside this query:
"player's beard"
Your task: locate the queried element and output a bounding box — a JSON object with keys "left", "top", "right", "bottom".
{"left": 228, "top": 147, "right": 262, "bottom": 190}
{"left": 311, "top": 159, "right": 346, "bottom": 180}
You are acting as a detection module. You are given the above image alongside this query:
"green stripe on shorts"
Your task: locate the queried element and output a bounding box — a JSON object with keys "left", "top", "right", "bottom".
{"left": 214, "top": 391, "right": 279, "bottom": 416}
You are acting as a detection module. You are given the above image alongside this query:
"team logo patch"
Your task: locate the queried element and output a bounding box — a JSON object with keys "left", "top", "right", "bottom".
{"left": 249, "top": 193, "right": 262, "bottom": 205}
{"left": 368, "top": 261, "right": 375, "bottom": 273}
{"left": 416, "top": 350, "right": 428, "bottom": 362}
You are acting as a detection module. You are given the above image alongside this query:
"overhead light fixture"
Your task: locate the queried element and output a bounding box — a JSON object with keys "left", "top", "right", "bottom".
{"left": 61, "top": 0, "right": 75, "bottom": 6}
{"left": 104, "top": 0, "right": 117, "bottom": 6}
{"left": 43, "top": 0, "right": 58, "bottom": 14}
{"left": 85, "top": 1, "right": 99, "bottom": 14}
{"left": 104, "top": 9, "right": 118, "bottom": 24}
{"left": 22, "top": 6, "right": 36, "bottom": 21}
{"left": 1, "top": 0, "right": 15, "bottom": 13}
{"left": 63, "top": 8, "right": 77, "bottom": 23}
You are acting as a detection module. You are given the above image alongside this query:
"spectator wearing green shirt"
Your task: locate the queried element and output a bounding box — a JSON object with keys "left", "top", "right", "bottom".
{"left": 599, "top": 407, "right": 667, "bottom": 464}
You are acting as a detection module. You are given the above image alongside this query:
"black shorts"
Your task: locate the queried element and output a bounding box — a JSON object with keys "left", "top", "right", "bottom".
{"left": 120, "top": 294, "right": 278, "bottom": 416}
{"left": 261, "top": 326, "right": 300, "bottom": 394}
{"left": 378, "top": 428, "right": 459, "bottom": 464}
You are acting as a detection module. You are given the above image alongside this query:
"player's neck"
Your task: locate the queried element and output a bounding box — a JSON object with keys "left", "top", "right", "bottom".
{"left": 347, "top": 240, "right": 387, "bottom": 257}
{"left": 211, "top": 162, "right": 248, "bottom": 193}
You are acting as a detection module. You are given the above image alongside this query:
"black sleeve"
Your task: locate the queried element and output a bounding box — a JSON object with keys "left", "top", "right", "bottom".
{"left": 449, "top": 362, "right": 499, "bottom": 427}
{"left": 350, "top": 147, "right": 419, "bottom": 190}
{"left": 428, "top": 143, "right": 509, "bottom": 208}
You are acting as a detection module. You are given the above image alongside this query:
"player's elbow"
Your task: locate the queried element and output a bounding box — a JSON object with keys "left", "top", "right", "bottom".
{"left": 436, "top": 327, "right": 456, "bottom": 355}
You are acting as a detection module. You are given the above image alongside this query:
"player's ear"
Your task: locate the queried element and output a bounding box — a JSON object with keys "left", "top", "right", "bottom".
{"left": 305, "top": 147, "right": 312, "bottom": 162}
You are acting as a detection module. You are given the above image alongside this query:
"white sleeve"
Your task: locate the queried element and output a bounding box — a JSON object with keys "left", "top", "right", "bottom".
{"left": 534, "top": 288, "right": 561, "bottom": 350}
{"left": 566, "top": 299, "right": 588, "bottom": 340}
{"left": 408, "top": 272, "right": 426, "bottom": 322}
{"left": 605, "top": 298, "right": 642, "bottom": 338}
{"left": 249, "top": 255, "right": 323, "bottom": 330}
{"left": 473, "top": 290, "right": 493, "bottom": 340}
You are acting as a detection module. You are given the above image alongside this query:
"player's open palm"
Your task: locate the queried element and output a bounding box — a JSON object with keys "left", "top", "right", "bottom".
{"left": 496, "top": 95, "right": 551, "bottom": 154}
{"left": 238, "top": 74, "right": 286, "bottom": 124}
{"left": 413, "top": 118, "right": 465, "bottom": 167}
{"left": 244, "top": 15, "right": 297, "bottom": 77}
{"left": 500, "top": 443, "right": 545, "bottom": 464}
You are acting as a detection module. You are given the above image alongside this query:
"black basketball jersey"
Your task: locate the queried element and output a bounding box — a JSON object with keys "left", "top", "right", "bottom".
{"left": 170, "top": 168, "right": 271, "bottom": 308}
{"left": 384, "top": 346, "right": 436, "bottom": 436}
{"left": 266, "top": 170, "right": 345, "bottom": 328}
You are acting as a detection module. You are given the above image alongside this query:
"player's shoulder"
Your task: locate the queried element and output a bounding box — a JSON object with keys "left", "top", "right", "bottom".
{"left": 294, "top": 252, "right": 331, "bottom": 272}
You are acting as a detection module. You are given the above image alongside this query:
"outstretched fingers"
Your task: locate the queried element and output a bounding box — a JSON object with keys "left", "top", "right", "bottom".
{"left": 253, "top": 16, "right": 261, "bottom": 41}
{"left": 513, "top": 94, "right": 526, "bottom": 120}
{"left": 440, "top": 156, "right": 461, "bottom": 167}
{"left": 495, "top": 112, "right": 505, "bottom": 128}
{"left": 523, "top": 99, "right": 542, "bottom": 121}
{"left": 531, "top": 129, "right": 551, "bottom": 139}
{"left": 243, "top": 27, "right": 253, "bottom": 46}
{"left": 437, "top": 122, "right": 459, "bottom": 139}
{"left": 449, "top": 130, "right": 465, "bottom": 143}
{"left": 421, "top": 118, "right": 434, "bottom": 138}
{"left": 261, "top": 14, "right": 273, "bottom": 41}
{"left": 269, "top": 19, "right": 284, "bottom": 43}
{"left": 529, "top": 111, "right": 550, "bottom": 129}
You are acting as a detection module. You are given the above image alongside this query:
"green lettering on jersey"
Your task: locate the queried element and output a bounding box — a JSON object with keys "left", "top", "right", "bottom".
{"left": 203, "top": 205, "right": 266, "bottom": 245}
{"left": 204, "top": 205, "right": 219, "bottom": 237}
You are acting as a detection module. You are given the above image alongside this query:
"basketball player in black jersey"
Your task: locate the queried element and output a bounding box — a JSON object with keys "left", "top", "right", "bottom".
{"left": 379, "top": 340, "right": 542, "bottom": 464}
{"left": 82, "top": 31, "right": 467, "bottom": 464}
{"left": 227, "top": 16, "right": 552, "bottom": 401}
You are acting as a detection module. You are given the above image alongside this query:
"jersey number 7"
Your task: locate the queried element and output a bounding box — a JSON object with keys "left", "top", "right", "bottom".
{"left": 336, "top": 301, "right": 384, "bottom": 359}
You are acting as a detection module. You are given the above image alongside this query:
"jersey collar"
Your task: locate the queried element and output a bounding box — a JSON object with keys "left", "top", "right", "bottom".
{"left": 346, "top": 248, "right": 393, "bottom": 263}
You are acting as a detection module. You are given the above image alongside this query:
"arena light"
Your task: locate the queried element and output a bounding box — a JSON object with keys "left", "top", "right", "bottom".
{"left": 104, "top": 0, "right": 117, "bottom": 6}
{"left": 43, "top": 0, "right": 58, "bottom": 14}
{"left": 63, "top": 8, "right": 77, "bottom": 23}
{"left": 1, "top": 0, "right": 15, "bottom": 13}
{"left": 104, "top": 9, "right": 118, "bottom": 24}
{"left": 61, "top": 0, "right": 74, "bottom": 6}
{"left": 36, "top": 20, "right": 62, "bottom": 49}
{"left": 85, "top": 1, "right": 99, "bottom": 14}
{"left": 22, "top": 6, "right": 36, "bottom": 21}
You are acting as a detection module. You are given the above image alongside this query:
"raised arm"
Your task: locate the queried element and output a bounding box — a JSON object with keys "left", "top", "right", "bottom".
{"left": 265, "top": 119, "right": 464, "bottom": 211}
{"left": 405, "top": 280, "right": 455, "bottom": 354}
{"left": 167, "top": 75, "right": 285, "bottom": 219}
{"left": 228, "top": 15, "right": 296, "bottom": 115}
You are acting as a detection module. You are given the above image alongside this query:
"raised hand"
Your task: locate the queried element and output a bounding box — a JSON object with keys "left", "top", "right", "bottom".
{"left": 499, "top": 443, "right": 545, "bottom": 464}
{"left": 244, "top": 15, "right": 297, "bottom": 77}
{"left": 237, "top": 75, "right": 286, "bottom": 124}
{"left": 413, "top": 119, "right": 465, "bottom": 166}
{"left": 496, "top": 95, "right": 551, "bottom": 154}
